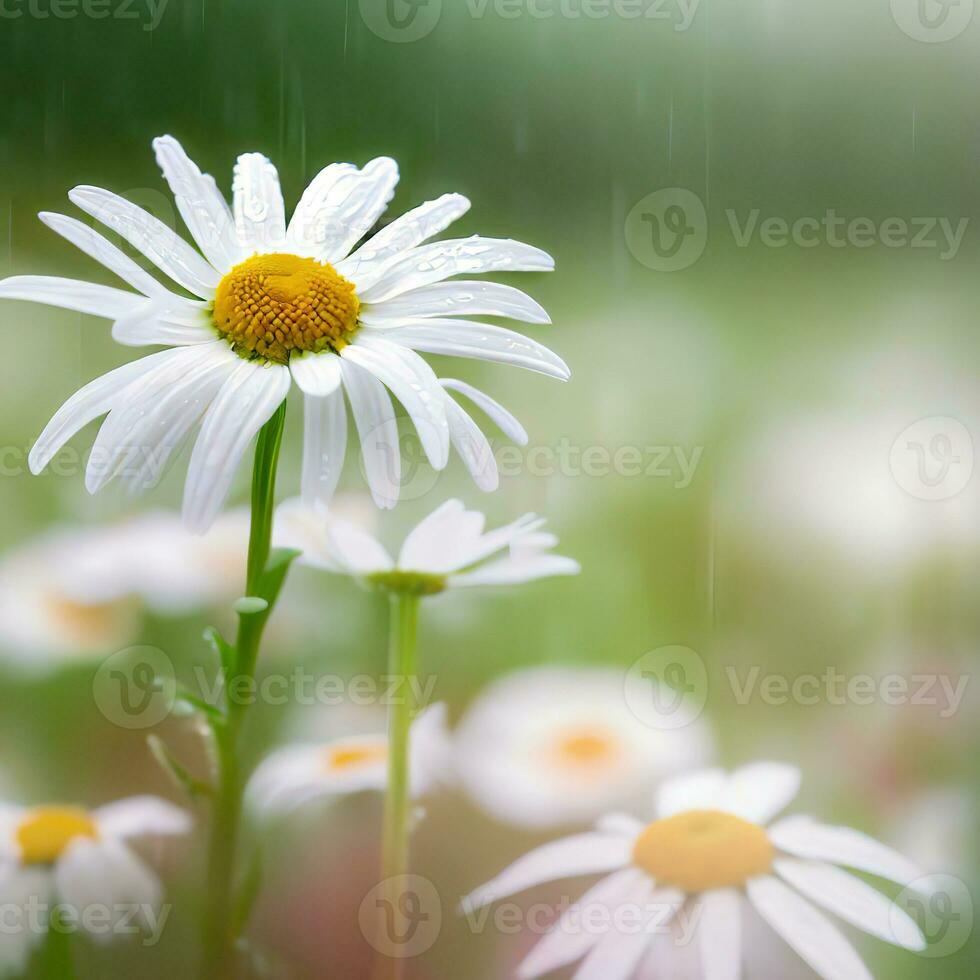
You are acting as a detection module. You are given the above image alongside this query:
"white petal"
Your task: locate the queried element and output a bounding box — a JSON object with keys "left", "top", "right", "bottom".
{"left": 94, "top": 796, "right": 191, "bottom": 839}
{"left": 774, "top": 860, "right": 925, "bottom": 950}
{"left": 517, "top": 869, "right": 649, "bottom": 980}
{"left": 360, "top": 237, "right": 554, "bottom": 304}
{"left": 289, "top": 350, "right": 343, "bottom": 397}
{"left": 111, "top": 303, "right": 215, "bottom": 347}
{"left": 323, "top": 514, "right": 394, "bottom": 575}
{"left": 698, "top": 889, "right": 742, "bottom": 980}
{"left": 569, "top": 884, "right": 667, "bottom": 980}
{"left": 301, "top": 388, "right": 348, "bottom": 507}
{"left": 768, "top": 815, "right": 933, "bottom": 892}
{"left": 287, "top": 157, "right": 398, "bottom": 261}
{"left": 0, "top": 274, "right": 148, "bottom": 319}
{"left": 461, "top": 833, "right": 633, "bottom": 912}
{"left": 69, "top": 185, "right": 220, "bottom": 298}
{"left": 375, "top": 318, "right": 569, "bottom": 379}
{"left": 120, "top": 345, "right": 238, "bottom": 493}
{"left": 449, "top": 553, "right": 580, "bottom": 589}
{"left": 28, "top": 351, "right": 174, "bottom": 474}
{"left": 344, "top": 338, "right": 449, "bottom": 469}
{"left": 746, "top": 875, "right": 872, "bottom": 980}
{"left": 656, "top": 769, "right": 728, "bottom": 818}
{"left": 443, "top": 393, "right": 498, "bottom": 492}
{"left": 595, "top": 815, "right": 646, "bottom": 838}
{"left": 721, "top": 763, "right": 801, "bottom": 824}
{"left": 85, "top": 344, "right": 232, "bottom": 493}
{"left": 398, "top": 499, "right": 484, "bottom": 573}
{"left": 338, "top": 192, "right": 470, "bottom": 283}
{"left": 183, "top": 361, "right": 290, "bottom": 532}
{"left": 232, "top": 152, "right": 287, "bottom": 252}
{"left": 0, "top": 865, "right": 51, "bottom": 973}
{"left": 361, "top": 280, "right": 551, "bottom": 325}
{"left": 152, "top": 135, "right": 243, "bottom": 271}
{"left": 38, "top": 212, "right": 170, "bottom": 298}
{"left": 441, "top": 378, "right": 528, "bottom": 445}
{"left": 55, "top": 838, "right": 162, "bottom": 940}
{"left": 339, "top": 358, "right": 401, "bottom": 509}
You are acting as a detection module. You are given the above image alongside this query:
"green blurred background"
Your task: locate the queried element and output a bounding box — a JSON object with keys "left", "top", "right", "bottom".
{"left": 0, "top": 0, "right": 977, "bottom": 976}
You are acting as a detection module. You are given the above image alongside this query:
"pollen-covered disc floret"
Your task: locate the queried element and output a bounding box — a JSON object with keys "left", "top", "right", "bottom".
{"left": 213, "top": 253, "right": 360, "bottom": 364}
{"left": 632, "top": 809, "right": 774, "bottom": 891}
{"left": 15, "top": 806, "right": 98, "bottom": 865}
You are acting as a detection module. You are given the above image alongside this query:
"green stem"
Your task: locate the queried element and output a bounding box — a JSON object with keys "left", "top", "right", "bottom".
{"left": 39, "top": 907, "right": 75, "bottom": 980}
{"left": 201, "top": 399, "right": 287, "bottom": 980}
{"left": 374, "top": 594, "right": 420, "bottom": 980}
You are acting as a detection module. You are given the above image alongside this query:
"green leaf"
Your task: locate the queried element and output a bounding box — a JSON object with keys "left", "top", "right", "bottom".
{"left": 203, "top": 626, "right": 235, "bottom": 677}
{"left": 147, "top": 735, "right": 212, "bottom": 799}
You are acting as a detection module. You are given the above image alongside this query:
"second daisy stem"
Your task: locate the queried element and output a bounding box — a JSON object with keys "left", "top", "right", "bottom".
{"left": 376, "top": 593, "right": 421, "bottom": 980}
{"left": 202, "top": 400, "right": 287, "bottom": 980}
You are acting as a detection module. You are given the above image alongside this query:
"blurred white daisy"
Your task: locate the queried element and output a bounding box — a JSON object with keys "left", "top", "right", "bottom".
{"left": 0, "top": 529, "right": 140, "bottom": 670}
{"left": 0, "top": 796, "right": 189, "bottom": 972}
{"left": 0, "top": 136, "right": 566, "bottom": 531}
{"left": 464, "top": 763, "right": 932, "bottom": 980}
{"left": 246, "top": 703, "right": 451, "bottom": 818}
{"left": 274, "top": 497, "right": 579, "bottom": 594}
{"left": 454, "top": 667, "right": 713, "bottom": 829}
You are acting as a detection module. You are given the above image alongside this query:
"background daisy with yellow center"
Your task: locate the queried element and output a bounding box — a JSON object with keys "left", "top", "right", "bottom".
{"left": 464, "top": 763, "right": 932, "bottom": 980}
{"left": 0, "top": 796, "right": 189, "bottom": 973}
{"left": 0, "top": 136, "right": 568, "bottom": 531}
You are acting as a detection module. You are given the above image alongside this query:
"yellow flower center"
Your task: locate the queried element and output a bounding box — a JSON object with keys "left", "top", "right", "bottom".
{"left": 16, "top": 807, "right": 98, "bottom": 865}
{"left": 47, "top": 596, "right": 121, "bottom": 645}
{"left": 549, "top": 727, "right": 621, "bottom": 770}
{"left": 212, "top": 253, "right": 360, "bottom": 364}
{"left": 632, "top": 810, "right": 774, "bottom": 892}
{"left": 324, "top": 743, "right": 388, "bottom": 772}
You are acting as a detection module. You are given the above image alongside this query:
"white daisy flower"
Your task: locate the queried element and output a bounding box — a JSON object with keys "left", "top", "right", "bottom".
{"left": 454, "top": 667, "right": 713, "bottom": 829}
{"left": 246, "top": 703, "right": 451, "bottom": 817}
{"left": 0, "top": 529, "right": 140, "bottom": 669}
{"left": 0, "top": 796, "right": 189, "bottom": 972}
{"left": 0, "top": 136, "right": 567, "bottom": 531}
{"left": 273, "top": 497, "right": 580, "bottom": 594}
{"left": 464, "top": 763, "right": 933, "bottom": 980}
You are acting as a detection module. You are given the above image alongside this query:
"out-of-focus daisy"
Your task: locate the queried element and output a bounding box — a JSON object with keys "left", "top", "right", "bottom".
{"left": 247, "top": 703, "right": 451, "bottom": 818}
{"left": 0, "top": 136, "right": 567, "bottom": 531}
{"left": 464, "top": 763, "right": 932, "bottom": 980}
{"left": 274, "top": 497, "right": 579, "bottom": 594}
{"left": 454, "top": 667, "right": 713, "bottom": 829}
{"left": 0, "top": 529, "right": 139, "bottom": 670}
{"left": 0, "top": 796, "right": 189, "bottom": 972}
